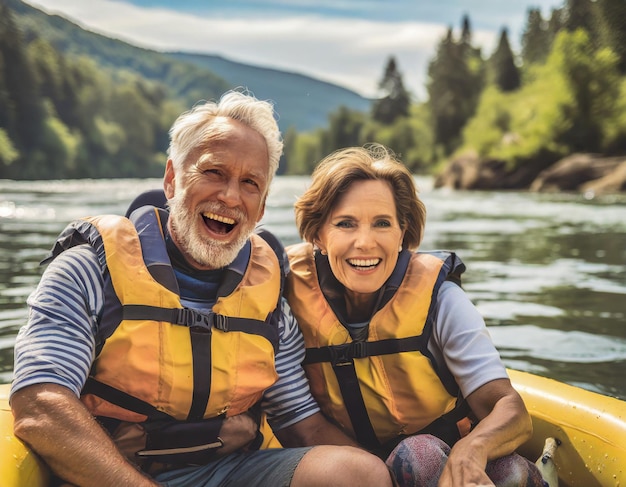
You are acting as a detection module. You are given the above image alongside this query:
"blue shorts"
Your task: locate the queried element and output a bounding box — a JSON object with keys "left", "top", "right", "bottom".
{"left": 154, "top": 447, "right": 312, "bottom": 487}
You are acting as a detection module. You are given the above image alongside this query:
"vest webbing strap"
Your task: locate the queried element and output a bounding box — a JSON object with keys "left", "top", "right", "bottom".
{"left": 85, "top": 351, "right": 213, "bottom": 422}
{"left": 332, "top": 362, "right": 380, "bottom": 449}
{"left": 303, "top": 335, "right": 426, "bottom": 365}
{"left": 82, "top": 378, "right": 172, "bottom": 421}
{"left": 378, "top": 396, "right": 473, "bottom": 457}
{"left": 122, "top": 305, "right": 279, "bottom": 352}
{"left": 303, "top": 336, "right": 428, "bottom": 450}
{"left": 303, "top": 332, "right": 468, "bottom": 450}
{"left": 419, "top": 396, "right": 471, "bottom": 444}
{"left": 189, "top": 328, "right": 212, "bottom": 421}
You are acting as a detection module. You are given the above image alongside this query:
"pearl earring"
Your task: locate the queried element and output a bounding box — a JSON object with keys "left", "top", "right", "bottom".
{"left": 398, "top": 245, "right": 402, "bottom": 252}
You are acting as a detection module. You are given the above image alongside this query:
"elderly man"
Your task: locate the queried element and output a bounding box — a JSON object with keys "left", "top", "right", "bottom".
{"left": 10, "top": 91, "right": 392, "bottom": 487}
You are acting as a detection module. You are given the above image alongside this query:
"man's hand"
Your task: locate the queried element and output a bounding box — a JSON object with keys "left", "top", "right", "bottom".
{"left": 217, "top": 411, "right": 259, "bottom": 455}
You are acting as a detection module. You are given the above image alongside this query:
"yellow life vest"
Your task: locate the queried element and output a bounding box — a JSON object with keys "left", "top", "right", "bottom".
{"left": 51, "top": 207, "right": 281, "bottom": 423}
{"left": 286, "top": 242, "right": 464, "bottom": 448}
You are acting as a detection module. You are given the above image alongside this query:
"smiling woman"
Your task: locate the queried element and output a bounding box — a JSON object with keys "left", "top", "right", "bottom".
{"left": 284, "top": 143, "right": 547, "bottom": 486}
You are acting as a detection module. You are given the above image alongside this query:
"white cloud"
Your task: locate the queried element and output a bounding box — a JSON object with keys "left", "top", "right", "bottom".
{"left": 24, "top": 0, "right": 510, "bottom": 98}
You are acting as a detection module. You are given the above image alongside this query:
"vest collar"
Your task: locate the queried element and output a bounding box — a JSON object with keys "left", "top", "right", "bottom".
{"left": 315, "top": 248, "right": 411, "bottom": 326}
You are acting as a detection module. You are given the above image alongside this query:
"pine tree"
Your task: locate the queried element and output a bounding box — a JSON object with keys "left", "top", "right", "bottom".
{"left": 547, "top": 7, "right": 566, "bottom": 45}
{"left": 460, "top": 14, "right": 472, "bottom": 45}
{"left": 564, "top": 0, "right": 598, "bottom": 37}
{"left": 522, "top": 8, "right": 551, "bottom": 65}
{"left": 427, "top": 18, "right": 484, "bottom": 154}
{"left": 490, "top": 28, "right": 520, "bottom": 91}
{"left": 327, "top": 106, "right": 366, "bottom": 150}
{"left": 372, "top": 56, "right": 410, "bottom": 125}
{"left": 596, "top": 0, "right": 626, "bottom": 73}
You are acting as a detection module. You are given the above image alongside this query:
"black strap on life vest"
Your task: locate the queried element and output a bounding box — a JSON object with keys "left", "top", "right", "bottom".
{"left": 304, "top": 335, "right": 428, "bottom": 365}
{"left": 303, "top": 334, "right": 432, "bottom": 450}
{"left": 188, "top": 325, "right": 213, "bottom": 421}
{"left": 305, "top": 336, "right": 470, "bottom": 451}
{"left": 122, "top": 304, "right": 279, "bottom": 352}
{"left": 332, "top": 360, "right": 380, "bottom": 449}
{"left": 82, "top": 377, "right": 172, "bottom": 421}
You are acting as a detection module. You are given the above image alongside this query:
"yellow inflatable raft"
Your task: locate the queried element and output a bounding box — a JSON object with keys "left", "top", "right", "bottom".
{"left": 2, "top": 370, "right": 625, "bottom": 486}
{"left": 509, "top": 369, "right": 625, "bottom": 487}
{"left": 0, "top": 384, "right": 49, "bottom": 487}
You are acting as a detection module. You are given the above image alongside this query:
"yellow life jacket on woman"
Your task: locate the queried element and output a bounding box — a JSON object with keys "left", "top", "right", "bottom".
{"left": 286, "top": 242, "right": 467, "bottom": 451}
{"left": 48, "top": 207, "right": 281, "bottom": 424}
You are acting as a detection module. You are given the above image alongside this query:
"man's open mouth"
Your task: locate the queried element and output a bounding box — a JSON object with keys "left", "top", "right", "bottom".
{"left": 202, "top": 211, "right": 237, "bottom": 234}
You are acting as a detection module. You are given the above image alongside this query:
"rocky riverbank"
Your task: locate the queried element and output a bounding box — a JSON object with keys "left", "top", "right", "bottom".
{"left": 435, "top": 153, "right": 626, "bottom": 195}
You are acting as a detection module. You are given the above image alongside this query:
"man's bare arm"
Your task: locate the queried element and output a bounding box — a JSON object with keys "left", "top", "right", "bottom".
{"left": 275, "top": 411, "right": 360, "bottom": 448}
{"left": 11, "top": 383, "right": 158, "bottom": 487}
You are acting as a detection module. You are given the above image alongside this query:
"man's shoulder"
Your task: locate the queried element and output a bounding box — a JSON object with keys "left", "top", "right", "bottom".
{"left": 44, "top": 243, "right": 103, "bottom": 279}
{"left": 275, "top": 298, "right": 302, "bottom": 342}
{"left": 50, "top": 242, "right": 100, "bottom": 262}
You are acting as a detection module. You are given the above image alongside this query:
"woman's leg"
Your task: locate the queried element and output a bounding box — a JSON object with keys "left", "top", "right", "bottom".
{"left": 386, "top": 435, "right": 546, "bottom": 487}
{"left": 385, "top": 435, "right": 449, "bottom": 487}
{"left": 485, "top": 454, "right": 547, "bottom": 487}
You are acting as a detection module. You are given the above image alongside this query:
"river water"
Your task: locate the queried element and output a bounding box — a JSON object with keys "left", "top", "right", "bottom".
{"left": 1, "top": 177, "right": 625, "bottom": 400}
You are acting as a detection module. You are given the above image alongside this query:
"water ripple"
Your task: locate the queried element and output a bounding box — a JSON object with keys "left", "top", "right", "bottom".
{"left": 489, "top": 324, "right": 626, "bottom": 363}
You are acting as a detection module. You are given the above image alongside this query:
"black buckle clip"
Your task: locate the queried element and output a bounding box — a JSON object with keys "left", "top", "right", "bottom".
{"left": 178, "top": 308, "right": 212, "bottom": 333}
{"left": 211, "top": 313, "right": 229, "bottom": 332}
{"left": 330, "top": 341, "right": 367, "bottom": 366}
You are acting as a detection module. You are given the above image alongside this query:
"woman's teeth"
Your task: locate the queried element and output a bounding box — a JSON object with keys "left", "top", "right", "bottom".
{"left": 348, "top": 258, "right": 380, "bottom": 268}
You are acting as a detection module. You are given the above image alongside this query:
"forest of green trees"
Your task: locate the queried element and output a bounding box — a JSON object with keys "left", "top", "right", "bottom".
{"left": 284, "top": 0, "right": 626, "bottom": 176}
{"left": 0, "top": 0, "right": 187, "bottom": 179}
{"left": 1, "top": 0, "right": 626, "bottom": 180}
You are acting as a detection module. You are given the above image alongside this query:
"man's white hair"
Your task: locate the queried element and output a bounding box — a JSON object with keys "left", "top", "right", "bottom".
{"left": 167, "top": 89, "right": 283, "bottom": 183}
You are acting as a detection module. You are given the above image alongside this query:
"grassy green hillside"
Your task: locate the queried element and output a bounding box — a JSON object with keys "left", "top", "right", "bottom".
{"left": 8, "top": 0, "right": 371, "bottom": 132}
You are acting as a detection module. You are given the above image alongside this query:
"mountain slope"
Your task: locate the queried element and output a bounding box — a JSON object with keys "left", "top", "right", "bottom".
{"left": 168, "top": 52, "right": 372, "bottom": 131}
{"left": 9, "top": 0, "right": 371, "bottom": 132}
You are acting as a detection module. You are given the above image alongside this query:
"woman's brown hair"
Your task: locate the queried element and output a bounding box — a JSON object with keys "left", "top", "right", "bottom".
{"left": 294, "top": 143, "right": 426, "bottom": 250}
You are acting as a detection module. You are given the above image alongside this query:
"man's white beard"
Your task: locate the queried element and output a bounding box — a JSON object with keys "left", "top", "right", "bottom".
{"left": 167, "top": 191, "right": 254, "bottom": 270}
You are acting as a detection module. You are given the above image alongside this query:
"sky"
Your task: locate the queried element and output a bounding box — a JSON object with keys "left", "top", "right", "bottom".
{"left": 23, "top": 0, "right": 566, "bottom": 99}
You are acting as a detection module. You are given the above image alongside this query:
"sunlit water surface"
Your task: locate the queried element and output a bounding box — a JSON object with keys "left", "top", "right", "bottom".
{"left": 1, "top": 177, "right": 625, "bottom": 399}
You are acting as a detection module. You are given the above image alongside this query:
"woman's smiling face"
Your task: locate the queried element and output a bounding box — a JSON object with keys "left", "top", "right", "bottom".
{"left": 317, "top": 179, "right": 405, "bottom": 299}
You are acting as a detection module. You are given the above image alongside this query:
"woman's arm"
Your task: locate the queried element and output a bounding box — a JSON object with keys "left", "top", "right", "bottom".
{"left": 433, "top": 282, "right": 533, "bottom": 486}
{"left": 438, "top": 378, "right": 532, "bottom": 487}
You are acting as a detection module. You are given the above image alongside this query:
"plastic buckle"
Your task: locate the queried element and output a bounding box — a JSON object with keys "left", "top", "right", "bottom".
{"left": 211, "top": 313, "right": 229, "bottom": 332}
{"left": 330, "top": 341, "right": 366, "bottom": 366}
{"left": 181, "top": 308, "right": 212, "bottom": 333}
{"left": 351, "top": 341, "right": 367, "bottom": 359}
